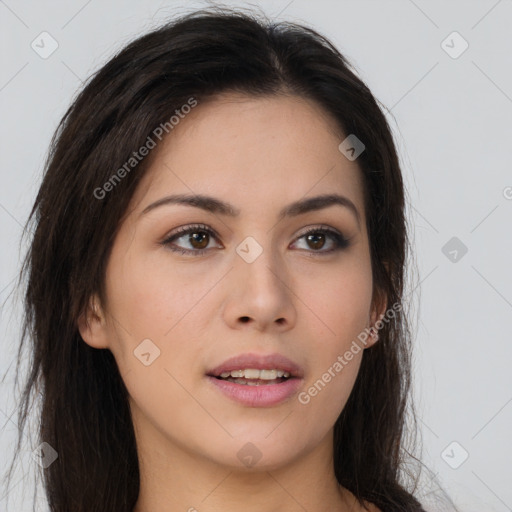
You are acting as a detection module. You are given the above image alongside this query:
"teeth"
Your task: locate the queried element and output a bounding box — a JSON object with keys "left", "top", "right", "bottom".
{"left": 218, "top": 369, "right": 291, "bottom": 380}
{"left": 229, "top": 378, "right": 280, "bottom": 386}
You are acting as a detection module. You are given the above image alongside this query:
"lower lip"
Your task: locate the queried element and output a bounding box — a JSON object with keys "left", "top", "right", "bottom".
{"left": 206, "top": 376, "right": 303, "bottom": 407}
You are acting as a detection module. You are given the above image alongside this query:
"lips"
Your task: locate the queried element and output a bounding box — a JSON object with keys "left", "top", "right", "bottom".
{"left": 206, "top": 374, "right": 303, "bottom": 407}
{"left": 206, "top": 352, "right": 304, "bottom": 379}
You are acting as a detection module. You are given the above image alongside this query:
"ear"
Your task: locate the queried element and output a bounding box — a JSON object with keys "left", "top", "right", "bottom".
{"left": 370, "top": 289, "right": 388, "bottom": 327}
{"left": 367, "top": 284, "right": 388, "bottom": 349}
{"left": 371, "top": 260, "right": 390, "bottom": 324}
{"left": 77, "top": 294, "right": 110, "bottom": 349}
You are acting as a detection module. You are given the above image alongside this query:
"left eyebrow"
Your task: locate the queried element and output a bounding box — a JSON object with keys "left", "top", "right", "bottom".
{"left": 140, "top": 193, "right": 361, "bottom": 227}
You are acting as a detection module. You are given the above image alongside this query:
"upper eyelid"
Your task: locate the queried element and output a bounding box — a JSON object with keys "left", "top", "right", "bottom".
{"left": 165, "top": 223, "right": 343, "bottom": 237}
{"left": 165, "top": 224, "right": 219, "bottom": 241}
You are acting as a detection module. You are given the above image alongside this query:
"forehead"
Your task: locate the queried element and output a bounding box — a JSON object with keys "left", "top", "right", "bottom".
{"left": 129, "top": 92, "right": 366, "bottom": 223}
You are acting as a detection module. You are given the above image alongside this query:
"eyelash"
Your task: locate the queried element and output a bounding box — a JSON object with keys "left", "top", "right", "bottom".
{"left": 160, "top": 223, "right": 351, "bottom": 257}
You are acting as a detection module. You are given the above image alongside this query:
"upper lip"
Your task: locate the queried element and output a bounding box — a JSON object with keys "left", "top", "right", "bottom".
{"left": 207, "top": 352, "right": 304, "bottom": 378}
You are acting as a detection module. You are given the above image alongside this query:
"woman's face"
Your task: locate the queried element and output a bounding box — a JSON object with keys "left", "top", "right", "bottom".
{"left": 80, "top": 92, "right": 383, "bottom": 471}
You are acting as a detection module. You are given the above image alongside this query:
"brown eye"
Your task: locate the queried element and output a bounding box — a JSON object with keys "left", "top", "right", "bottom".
{"left": 305, "top": 232, "right": 326, "bottom": 250}
{"left": 292, "top": 226, "right": 350, "bottom": 254}
{"left": 161, "top": 224, "right": 220, "bottom": 255}
{"left": 188, "top": 231, "right": 210, "bottom": 249}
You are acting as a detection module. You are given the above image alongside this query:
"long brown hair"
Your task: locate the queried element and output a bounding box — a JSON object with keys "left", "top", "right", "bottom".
{"left": 6, "top": 6, "right": 446, "bottom": 511}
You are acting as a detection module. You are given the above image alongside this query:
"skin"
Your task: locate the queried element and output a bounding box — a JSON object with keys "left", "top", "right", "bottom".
{"left": 79, "top": 92, "right": 386, "bottom": 512}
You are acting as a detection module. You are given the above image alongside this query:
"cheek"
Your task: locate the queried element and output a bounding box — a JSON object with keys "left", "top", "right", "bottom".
{"left": 295, "top": 346, "right": 363, "bottom": 442}
{"left": 298, "top": 258, "right": 373, "bottom": 350}
{"left": 121, "top": 357, "right": 211, "bottom": 457}
{"left": 106, "top": 246, "right": 216, "bottom": 339}
{"left": 103, "top": 249, "right": 223, "bottom": 386}
{"left": 294, "top": 257, "right": 372, "bottom": 420}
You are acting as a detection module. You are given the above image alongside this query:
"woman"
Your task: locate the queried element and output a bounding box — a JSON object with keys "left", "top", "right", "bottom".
{"left": 7, "top": 6, "right": 450, "bottom": 512}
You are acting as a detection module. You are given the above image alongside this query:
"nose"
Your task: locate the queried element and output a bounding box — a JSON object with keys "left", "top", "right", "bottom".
{"left": 222, "top": 245, "right": 297, "bottom": 332}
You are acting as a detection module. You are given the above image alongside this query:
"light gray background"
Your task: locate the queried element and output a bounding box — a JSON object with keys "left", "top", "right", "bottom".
{"left": 1, "top": 1, "right": 511, "bottom": 511}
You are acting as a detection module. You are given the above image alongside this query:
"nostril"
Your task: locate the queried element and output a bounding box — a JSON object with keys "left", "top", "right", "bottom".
{"left": 240, "top": 317, "right": 250, "bottom": 323}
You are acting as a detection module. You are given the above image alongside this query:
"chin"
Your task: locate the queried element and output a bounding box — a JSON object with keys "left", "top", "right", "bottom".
{"left": 201, "top": 435, "right": 307, "bottom": 472}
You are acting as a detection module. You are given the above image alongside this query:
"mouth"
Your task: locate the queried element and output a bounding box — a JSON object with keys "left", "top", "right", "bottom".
{"left": 206, "top": 352, "right": 304, "bottom": 381}
{"left": 205, "top": 352, "right": 304, "bottom": 407}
